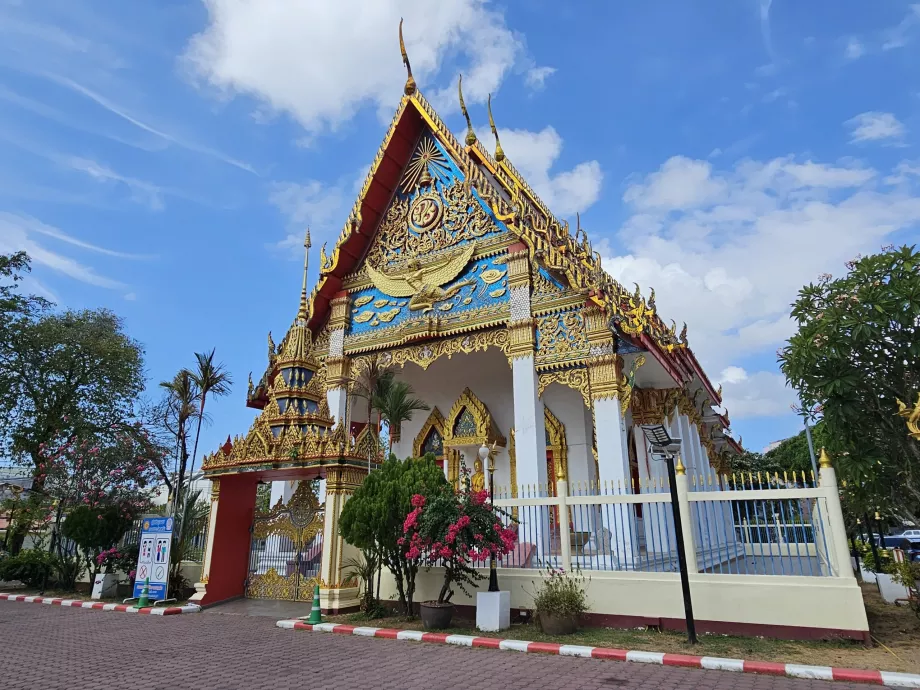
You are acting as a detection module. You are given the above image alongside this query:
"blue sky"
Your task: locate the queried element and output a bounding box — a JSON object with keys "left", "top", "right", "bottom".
{"left": 2, "top": 0, "right": 919, "bottom": 457}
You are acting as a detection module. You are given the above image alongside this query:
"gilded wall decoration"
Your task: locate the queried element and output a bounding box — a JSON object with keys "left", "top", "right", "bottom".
{"left": 537, "top": 367, "right": 591, "bottom": 409}
{"left": 544, "top": 405, "right": 568, "bottom": 482}
{"left": 352, "top": 328, "right": 509, "bottom": 372}
{"left": 630, "top": 388, "right": 680, "bottom": 426}
{"left": 535, "top": 310, "right": 589, "bottom": 366}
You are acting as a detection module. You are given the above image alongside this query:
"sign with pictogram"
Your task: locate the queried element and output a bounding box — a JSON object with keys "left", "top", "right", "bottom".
{"left": 133, "top": 517, "right": 173, "bottom": 602}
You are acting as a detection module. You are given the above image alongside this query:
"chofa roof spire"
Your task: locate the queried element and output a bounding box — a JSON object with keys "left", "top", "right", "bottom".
{"left": 458, "top": 74, "right": 476, "bottom": 146}
{"left": 487, "top": 93, "right": 505, "bottom": 162}
{"left": 399, "top": 18, "right": 416, "bottom": 96}
{"left": 297, "top": 227, "right": 311, "bottom": 323}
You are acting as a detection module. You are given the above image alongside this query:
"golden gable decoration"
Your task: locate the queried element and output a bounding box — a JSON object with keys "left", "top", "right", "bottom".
{"left": 444, "top": 387, "right": 506, "bottom": 448}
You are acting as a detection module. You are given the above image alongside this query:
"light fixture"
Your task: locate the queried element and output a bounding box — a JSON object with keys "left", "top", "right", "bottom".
{"left": 642, "top": 424, "right": 682, "bottom": 453}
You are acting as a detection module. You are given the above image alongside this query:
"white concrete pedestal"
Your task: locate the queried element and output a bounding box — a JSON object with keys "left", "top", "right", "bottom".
{"left": 476, "top": 591, "right": 511, "bottom": 632}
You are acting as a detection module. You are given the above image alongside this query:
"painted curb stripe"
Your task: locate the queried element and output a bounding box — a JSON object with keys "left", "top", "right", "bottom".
{"left": 662, "top": 653, "right": 704, "bottom": 668}
{"left": 0, "top": 592, "right": 200, "bottom": 616}
{"left": 559, "top": 645, "right": 595, "bottom": 658}
{"left": 786, "top": 664, "right": 835, "bottom": 682}
{"left": 277, "top": 619, "right": 920, "bottom": 687}
{"left": 700, "top": 657, "right": 744, "bottom": 673}
{"left": 880, "top": 672, "right": 920, "bottom": 689}
{"left": 833, "top": 669, "right": 884, "bottom": 685}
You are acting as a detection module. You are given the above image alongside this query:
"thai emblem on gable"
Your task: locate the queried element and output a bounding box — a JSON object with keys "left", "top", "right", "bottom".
{"left": 408, "top": 191, "right": 443, "bottom": 232}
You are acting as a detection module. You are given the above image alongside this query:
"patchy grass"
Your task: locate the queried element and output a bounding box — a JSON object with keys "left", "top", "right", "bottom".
{"left": 324, "top": 584, "right": 920, "bottom": 674}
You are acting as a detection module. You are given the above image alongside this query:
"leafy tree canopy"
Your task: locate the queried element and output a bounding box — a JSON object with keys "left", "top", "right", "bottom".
{"left": 0, "top": 306, "right": 146, "bottom": 468}
{"left": 780, "top": 244, "right": 920, "bottom": 523}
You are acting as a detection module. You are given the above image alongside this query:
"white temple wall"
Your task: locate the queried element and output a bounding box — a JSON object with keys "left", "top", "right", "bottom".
{"left": 541, "top": 383, "right": 594, "bottom": 486}
{"left": 388, "top": 348, "right": 514, "bottom": 489}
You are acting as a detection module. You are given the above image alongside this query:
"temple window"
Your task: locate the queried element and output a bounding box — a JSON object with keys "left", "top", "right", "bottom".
{"left": 421, "top": 428, "right": 443, "bottom": 456}
{"left": 453, "top": 408, "right": 477, "bottom": 437}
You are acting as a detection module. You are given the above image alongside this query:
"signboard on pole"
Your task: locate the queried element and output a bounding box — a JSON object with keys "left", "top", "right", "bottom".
{"left": 133, "top": 517, "right": 173, "bottom": 601}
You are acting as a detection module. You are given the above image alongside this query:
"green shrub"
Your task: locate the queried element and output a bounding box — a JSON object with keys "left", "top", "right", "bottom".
{"left": 0, "top": 548, "right": 55, "bottom": 587}
{"left": 530, "top": 567, "right": 590, "bottom": 618}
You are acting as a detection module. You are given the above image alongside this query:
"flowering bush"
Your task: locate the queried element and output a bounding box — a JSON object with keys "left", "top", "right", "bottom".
{"left": 95, "top": 546, "right": 138, "bottom": 581}
{"left": 530, "top": 567, "right": 589, "bottom": 620}
{"left": 402, "top": 468, "right": 516, "bottom": 605}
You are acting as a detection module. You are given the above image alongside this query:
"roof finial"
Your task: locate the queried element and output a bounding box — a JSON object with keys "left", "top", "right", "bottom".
{"left": 458, "top": 74, "right": 476, "bottom": 146}
{"left": 297, "top": 228, "right": 311, "bottom": 322}
{"left": 399, "top": 18, "right": 416, "bottom": 96}
{"left": 487, "top": 93, "right": 505, "bottom": 162}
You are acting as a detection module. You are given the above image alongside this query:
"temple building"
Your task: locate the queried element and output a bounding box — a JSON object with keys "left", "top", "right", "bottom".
{"left": 186, "top": 27, "right": 877, "bottom": 643}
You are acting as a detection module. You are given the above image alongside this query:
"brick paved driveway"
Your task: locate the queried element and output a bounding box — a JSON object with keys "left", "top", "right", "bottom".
{"left": 1, "top": 601, "right": 870, "bottom": 690}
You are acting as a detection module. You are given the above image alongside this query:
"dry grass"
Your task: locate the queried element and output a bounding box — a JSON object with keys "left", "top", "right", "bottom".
{"left": 327, "top": 584, "right": 920, "bottom": 674}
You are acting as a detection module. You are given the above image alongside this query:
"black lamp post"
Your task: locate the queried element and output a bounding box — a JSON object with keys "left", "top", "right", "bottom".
{"left": 642, "top": 424, "right": 697, "bottom": 645}
{"left": 480, "top": 442, "right": 499, "bottom": 592}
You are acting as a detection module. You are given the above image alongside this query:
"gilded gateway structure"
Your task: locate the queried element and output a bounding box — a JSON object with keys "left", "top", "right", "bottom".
{"left": 192, "top": 24, "right": 746, "bottom": 613}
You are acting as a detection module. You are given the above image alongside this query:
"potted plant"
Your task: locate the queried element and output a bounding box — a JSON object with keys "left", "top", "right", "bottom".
{"left": 401, "top": 473, "right": 515, "bottom": 630}
{"left": 530, "top": 567, "right": 589, "bottom": 635}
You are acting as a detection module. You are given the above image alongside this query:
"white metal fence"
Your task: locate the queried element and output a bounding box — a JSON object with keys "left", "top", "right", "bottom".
{"left": 491, "top": 464, "right": 851, "bottom": 579}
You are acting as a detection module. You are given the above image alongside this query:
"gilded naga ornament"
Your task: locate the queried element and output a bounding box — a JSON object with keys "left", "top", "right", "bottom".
{"left": 896, "top": 393, "right": 920, "bottom": 441}
{"left": 366, "top": 241, "right": 477, "bottom": 313}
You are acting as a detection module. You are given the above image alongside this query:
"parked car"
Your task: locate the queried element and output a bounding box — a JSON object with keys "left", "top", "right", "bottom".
{"left": 897, "top": 537, "right": 920, "bottom": 562}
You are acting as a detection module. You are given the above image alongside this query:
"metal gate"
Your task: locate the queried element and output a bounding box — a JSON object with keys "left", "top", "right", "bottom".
{"left": 245, "top": 482, "right": 324, "bottom": 601}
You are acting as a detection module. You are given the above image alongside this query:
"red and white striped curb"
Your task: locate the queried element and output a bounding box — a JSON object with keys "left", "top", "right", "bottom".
{"left": 275, "top": 619, "right": 920, "bottom": 688}
{"left": 0, "top": 592, "right": 200, "bottom": 616}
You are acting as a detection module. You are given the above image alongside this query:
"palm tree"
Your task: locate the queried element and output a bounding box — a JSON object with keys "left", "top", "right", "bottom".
{"left": 159, "top": 370, "right": 198, "bottom": 512}
{"left": 351, "top": 354, "right": 394, "bottom": 444}
{"left": 374, "top": 380, "right": 429, "bottom": 455}
{"left": 187, "top": 349, "right": 232, "bottom": 497}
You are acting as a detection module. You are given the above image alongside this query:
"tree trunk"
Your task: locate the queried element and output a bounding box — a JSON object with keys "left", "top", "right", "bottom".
{"left": 438, "top": 568, "right": 452, "bottom": 605}
{"left": 187, "top": 399, "right": 206, "bottom": 497}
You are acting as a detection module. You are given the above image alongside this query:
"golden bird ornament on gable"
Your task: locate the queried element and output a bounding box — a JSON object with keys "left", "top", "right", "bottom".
{"left": 366, "top": 241, "right": 477, "bottom": 313}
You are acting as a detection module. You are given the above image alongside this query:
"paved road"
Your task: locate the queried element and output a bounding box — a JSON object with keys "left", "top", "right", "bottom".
{"left": 1, "top": 601, "right": 869, "bottom": 690}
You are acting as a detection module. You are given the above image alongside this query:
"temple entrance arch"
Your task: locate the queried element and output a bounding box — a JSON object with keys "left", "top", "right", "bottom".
{"left": 246, "top": 481, "right": 324, "bottom": 601}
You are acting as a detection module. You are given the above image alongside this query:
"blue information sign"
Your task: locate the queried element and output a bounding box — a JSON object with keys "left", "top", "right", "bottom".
{"left": 133, "top": 516, "right": 174, "bottom": 601}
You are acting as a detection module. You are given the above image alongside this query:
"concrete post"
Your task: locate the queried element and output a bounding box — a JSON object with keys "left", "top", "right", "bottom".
{"left": 819, "top": 452, "right": 856, "bottom": 579}
{"left": 557, "top": 479, "right": 572, "bottom": 572}
{"left": 675, "top": 456, "right": 698, "bottom": 573}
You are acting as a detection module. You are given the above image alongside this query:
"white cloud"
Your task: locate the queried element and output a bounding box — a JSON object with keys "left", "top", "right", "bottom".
{"left": 123, "top": 292, "right": 136, "bottom": 301}
{"left": 882, "top": 4, "right": 920, "bottom": 50}
{"left": 0, "top": 213, "right": 127, "bottom": 289}
{"left": 269, "top": 179, "right": 351, "bottom": 253}
{"left": 601, "top": 154, "right": 920, "bottom": 421}
{"left": 846, "top": 111, "right": 907, "bottom": 144}
{"left": 525, "top": 66, "right": 556, "bottom": 91}
{"left": 67, "top": 157, "right": 165, "bottom": 211}
{"left": 183, "top": 0, "right": 544, "bottom": 133}
{"left": 476, "top": 126, "right": 603, "bottom": 216}
{"left": 844, "top": 37, "right": 864, "bottom": 59}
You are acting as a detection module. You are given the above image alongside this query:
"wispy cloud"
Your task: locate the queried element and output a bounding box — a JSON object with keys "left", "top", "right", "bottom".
{"left": 44, "top": 73, "right": 258, "bottom": 175}
{"left": 846, "top": 111, "right": 907, "bottom": 145}
{"left": 9, "top": 212, "right": 153, "bottom": 259}
{"left": 844, "top": 37, "right": 864, "bottom": 60}
{"left": 882, "top": 4, "right": 920, "bottom": 51}
{"left": 0, "top": 213, "right": 129, "bottom": 290}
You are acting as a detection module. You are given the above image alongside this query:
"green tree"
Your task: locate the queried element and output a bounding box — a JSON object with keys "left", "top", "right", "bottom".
{"left": 351, "top": 354, "right": 394, "bottom": 449}
{"left": 780, "top": 245, "right": 920, "bottom": 524}
{"left": 374, "top": 380, "right": 429, "bottom": 453}
{"left": 158, "top": 370, "right": 198, "bottom": 511}
{"left": 187, "top": 349, "right": 232, "bottom": 494}
{"left": 338, "top": 454, "right": 448, "bottom": 616}
{"left": 61, "top": 505, "right": 133, "bottom": 581}
{"left": 0, "top": 308, "right": 144, "bottom": 470}
{"left": 754, "top": 420, "right": 828, "bottom": 477}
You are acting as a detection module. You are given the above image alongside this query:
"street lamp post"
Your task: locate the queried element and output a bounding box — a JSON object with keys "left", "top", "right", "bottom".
{"left": 642, "top": 424, "right": 697, "bottom": 645}
{"left": 480, "top": 442, "right": 499, "bottom": 592}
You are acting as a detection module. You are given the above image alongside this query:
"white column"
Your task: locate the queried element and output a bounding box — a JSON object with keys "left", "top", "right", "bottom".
{"left": 512, "top": 356, "right": 548, "bottom": 488}
{"left": 594, "top": 397, "right": 635, "bottom": 568}
{"left": 326, "top": 387, "right": 347, "bottom": 426}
